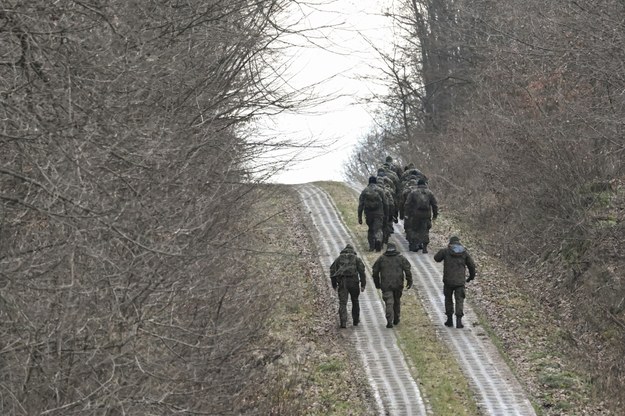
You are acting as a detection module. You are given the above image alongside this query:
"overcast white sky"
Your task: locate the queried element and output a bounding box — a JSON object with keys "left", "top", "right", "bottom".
{"left": 262, "top": 0, "right": 396, "bottom": 184}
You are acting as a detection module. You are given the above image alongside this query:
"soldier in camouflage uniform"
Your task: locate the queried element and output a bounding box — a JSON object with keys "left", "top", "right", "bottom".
{"left": 330, "top": 244, "right": 367, "bottom": 328}
{"left": 403, "top": 179, "right": 438, "bottom": 253}
{"left": 385, "top": 155, "right": 403, "bottom": 179}
{"left": 401, "top": 164, "right": 428, "bottom": 185}
{"left": 372, "top": 243, "right": 413, "bottom": 328}
{"left": 379, "top": 164, "right": 402, "bottom": 210}
{"left": 434, "top": 236, "right": 476, "bottom": 329}
{"left": 358, "top": 176, "right": 388, "bottom": 252}
{"left": 376, "top": 173, "right": 397, "bottom": 245}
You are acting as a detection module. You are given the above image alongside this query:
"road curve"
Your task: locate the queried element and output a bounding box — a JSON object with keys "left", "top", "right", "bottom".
{"left": 300, "top": 182, "right": 537, "bottom": 416}
{"left": 298, "top": 184, "right": 429, "bottom": 416}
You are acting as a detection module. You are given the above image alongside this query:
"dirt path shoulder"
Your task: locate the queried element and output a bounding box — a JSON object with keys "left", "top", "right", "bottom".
{"left": 243, "top": 184, "right": 376, "bottom": 415}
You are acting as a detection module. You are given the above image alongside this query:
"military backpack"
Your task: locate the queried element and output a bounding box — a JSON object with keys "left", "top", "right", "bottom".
{"left": 409, "top": 188, "right": 430, "bottom": 210}
{"left": 362, "top": 186, "right": 383, "bottom": 210}
{"left": 331, "top": 252, "right": 357, "bottom": 278}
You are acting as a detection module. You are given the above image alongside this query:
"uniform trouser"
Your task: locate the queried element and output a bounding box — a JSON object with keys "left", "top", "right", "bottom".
{"left": 365, "top": 213, "right": 384, "bottom": 249}
{"left": 444, "top": 284, "right": 466, "bottom": 317}
{"left": 338, "top": 277, "right": 361, "bottom": 325}
{"left": 414, "top": 217, "right": 432, "bottom": 246}
{"left": 383, "top": 216, "right": 392, "bottom": 243}
{"left": 382, "top": 289, "right": 403, "bottom": 324}
{"left": 404, "top": 216, "right": 417, "bottom": 248}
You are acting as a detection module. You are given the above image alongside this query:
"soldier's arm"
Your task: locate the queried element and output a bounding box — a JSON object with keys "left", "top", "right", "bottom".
{"left": 372, "top": 258, "right": 381, "bottom": 288}
{"left": 433, "top": 249, "right": 445, "bottom": 263}
{"left": 357, "top": 257, "right": 366, "bottom": 288}
{"left": 378, "top": 188, "right": 389, "bottom": 218}
{"left": 330, "top": 258, "right": 339, "bottom": 288}
{"left": 402, "top": 256, "right": 413, "bottom": 287}
{"left": 466, "top": 253, "right": 476, "bottom": 281}
{"left": 430, "top": 192, "right": 439, "bottom": 219}
{"left": 358, "top": 194, "right": 364, "bottom": 223}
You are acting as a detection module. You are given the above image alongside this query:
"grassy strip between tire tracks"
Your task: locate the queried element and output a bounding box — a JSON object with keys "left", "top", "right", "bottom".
{"left": 317, "top": 181, "right": 480, "bottom": 416}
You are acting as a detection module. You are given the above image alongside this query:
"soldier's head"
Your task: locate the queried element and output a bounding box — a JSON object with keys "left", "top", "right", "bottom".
{"left": 386, "top": 243, "right": 397, "bottom": 253}
{"left": 369, "top": 176, "right": 377, "bottom": 184}
{"left": 449, "top": 236, "right": 460, "bottom": 244}
{"left": 417, "top": 178, "right": 426, "bottom": 186}
{"left": 386, "top": 155, "right": 393, "bottom": 163}
{"left": 343, "top": 244, "right": 354, "bottom": 253}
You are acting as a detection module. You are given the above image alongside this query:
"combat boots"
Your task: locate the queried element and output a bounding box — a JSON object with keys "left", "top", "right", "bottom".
{"left": 374, "top": 240, "right": 382, "bottom": 252}
{"left": 444, "top": 314, "right": 453, "bottom": 327}
{"left": 456, "top": 316, "right": 464, "bottom": 329}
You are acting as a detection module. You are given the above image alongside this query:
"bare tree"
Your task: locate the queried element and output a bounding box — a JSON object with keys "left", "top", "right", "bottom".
{"left": 347, "top": 0, "right": 625, "bottom": 408}
{"left": 0, "top": 0, "right": 307, "bottom": 414}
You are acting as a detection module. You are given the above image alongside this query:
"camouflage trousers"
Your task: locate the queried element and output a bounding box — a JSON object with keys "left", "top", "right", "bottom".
{"left": 444, "top": 283, "right": 466, "bottom": 317}
{"left": 365, "top": 213, "right": 384, "bottom": 250}
{"left": 405, "top": 216, "right": 431, "bottom": 249}
{"left": 382, "top": 289, "right": 403, "bottom": 325}
{"left": 415, "top": 217, "right": 432, "bottom": 244}
{"left": 338, "top": 277, "right": 361, "bottom": 325}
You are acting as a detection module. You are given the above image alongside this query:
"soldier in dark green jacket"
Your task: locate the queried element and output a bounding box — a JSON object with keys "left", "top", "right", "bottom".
{"left": 372, "top": 243, "right": 413, "bottom": 328}
{"left": 433, "top": 236, "right": 476, "bottom": 329}
{"left": 358, "top": 176, "right": 389, "bottom": 252}
{"left": 330, "top": 244, "right": 367, "bottom": 328}
{"left": 403, "top": 179, "right": 438, "bottom": 253}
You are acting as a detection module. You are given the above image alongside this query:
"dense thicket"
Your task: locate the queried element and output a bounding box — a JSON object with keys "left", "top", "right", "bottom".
{"left": 0, "top": 1, "right": 295, "bottom": 414}
{"left": 347, "top": 0, "right": 625, "bottom": 406}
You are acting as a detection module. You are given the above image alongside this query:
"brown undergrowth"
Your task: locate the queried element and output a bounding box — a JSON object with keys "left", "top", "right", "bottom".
{"left": 237, "top": 184, "right": 376, "bottom": 415}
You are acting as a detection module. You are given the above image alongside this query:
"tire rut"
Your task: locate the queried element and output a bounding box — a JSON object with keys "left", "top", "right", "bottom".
{"left": 300, "top": 182, "right": 538, "bottom": 416}
{"left": 298, "top": 184, "right": 428, "bottom": 416}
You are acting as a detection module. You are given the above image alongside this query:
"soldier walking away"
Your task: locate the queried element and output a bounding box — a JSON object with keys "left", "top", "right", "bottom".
{"left": 403, "top": 178, "right": 438, "bottom": 253}
{"left": 385, "top": 155, "right": 403, "bottom": 179}
{"left": 358, "top": 176, "right": 389, "bottom": 252}
{"left": 433, "top": 236, "right": 476, "bottom": 329}
{"left": 372, "top": 243, "right": 413, "bottom": 328}
{"left": 376, "top": 173, "right": 397, "bottom": 244}
{"left": 330, "top": 244, "right": 367, "bottom": 328}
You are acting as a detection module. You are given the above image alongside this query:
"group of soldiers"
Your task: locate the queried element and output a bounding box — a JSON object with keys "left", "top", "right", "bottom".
{"left": 357, "top": 156, "right": 438, "bottom": 253}
{"left": 330, "top": 156, "right": 476, "bottom": 330}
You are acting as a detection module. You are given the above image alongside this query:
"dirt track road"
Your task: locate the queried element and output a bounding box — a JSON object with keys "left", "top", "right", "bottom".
{"left": 298, "top": 183, "right": 536, "bottom": 416}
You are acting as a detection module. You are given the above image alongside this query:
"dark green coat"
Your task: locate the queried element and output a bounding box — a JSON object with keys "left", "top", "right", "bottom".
{"left": 433, "top": 243, "right": 476, "bottom": 287}
{"left": 358, "top": 183, "right": 389, "bottom": 220}
{"left": 330, "top": 245, "right": 366, "bottom": 289}
{"left": 372, "top": 250, "right": 412, "bottom": 291}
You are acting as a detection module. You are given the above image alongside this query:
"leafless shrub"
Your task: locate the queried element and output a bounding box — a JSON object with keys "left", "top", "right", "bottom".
{"left": 0, "top": 0, "right": 305, "bottom": 414}
{"left": 348, "top": 0, "right": 625, "bottom": 408}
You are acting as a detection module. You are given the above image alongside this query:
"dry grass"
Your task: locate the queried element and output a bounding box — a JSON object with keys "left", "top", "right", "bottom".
{"left": 241, "top": 184, "right": 376, "bottom": 415}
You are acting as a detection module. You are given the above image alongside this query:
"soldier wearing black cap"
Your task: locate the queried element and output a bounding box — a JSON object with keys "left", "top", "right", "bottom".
{"left": 434, "top": 236, "right": 476, "bottom": 329}
{"left": 358, "top": 176, "right": 389, "bottom": 251}
{"left": 403, "top": 178, "right": 438, "bottom": 252}
{"left": 330, "top": 244, "right": 367, "bottom": 328}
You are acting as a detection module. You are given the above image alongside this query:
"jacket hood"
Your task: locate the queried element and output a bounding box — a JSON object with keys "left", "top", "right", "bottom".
{"left": 384, "top": 244, "right": 399, "bottom": 256}
{"left": 341, "top": 244, "right": 355, "bottom": 255}
{"left": 449, "top": 243, "right": 466, "bottom": 256}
